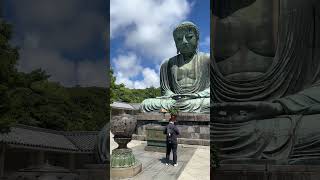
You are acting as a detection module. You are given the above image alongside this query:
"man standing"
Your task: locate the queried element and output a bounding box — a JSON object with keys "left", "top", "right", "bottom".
{"left": 164, "top": 115, "right": 180, "bottom": 166}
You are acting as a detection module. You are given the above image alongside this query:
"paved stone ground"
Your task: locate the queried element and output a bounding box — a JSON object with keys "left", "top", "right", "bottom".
{"left": 177, "top": 145, "right": 210, "bottom": 180}
{"left": 110, "top": 133, "right": 210, "bottom": 180}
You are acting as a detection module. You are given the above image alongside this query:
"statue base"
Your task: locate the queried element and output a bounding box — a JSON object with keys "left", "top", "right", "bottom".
{"left": 144, "top": 145, "right": 166, "bottom": 153}
{"left": 144, "top": 124, "right": 167, "bottom": 153}
{"left": 136, "top": 113, "right": 210, "bottom": 146}
{"left": 111, "top": 161, "right": 142, "bottom": 178}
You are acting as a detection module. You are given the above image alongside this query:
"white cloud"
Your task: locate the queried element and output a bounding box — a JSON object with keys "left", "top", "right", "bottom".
{"left": 18, "top": 45, "right": 76, "bottom": 86}
{"left": 112, "top": 53, "right": 142, "bottom": 78}
{"left": 141, "top": 67, "right": 160, "bottom": 88}
{"left": 8, "top": 0, "right": 108, "bottom": 87}
{"left": 200, "top": 36, "right": 210, "bottom": 50}
{"left": 77, "top": 60, "right": 108, "bottom": 87}
{"left": 18, "top": 35, "right": 108, "bottom": 87}
{"left": 111, "top": 0, "right": 191, "bottom": 89}
{"left": 115, "top": 73, "right": 134, "bottom": 88}
{"left": 111, "top": 0, "right": 191, "bottom": 63}
{"left": 11, "top": 0, "right": 106, "bottom": 52}
{"left": 112, "top": 53, "right": 160, "bottom": 89}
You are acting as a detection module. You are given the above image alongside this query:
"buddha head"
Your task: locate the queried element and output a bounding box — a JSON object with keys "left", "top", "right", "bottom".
{"left": 173, "top": 21, "right": 199, "bottom": 55}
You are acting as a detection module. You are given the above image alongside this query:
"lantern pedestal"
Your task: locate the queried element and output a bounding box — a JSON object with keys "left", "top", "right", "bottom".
{"left": 110, "top": 114, "right": 142, "bottom": 178}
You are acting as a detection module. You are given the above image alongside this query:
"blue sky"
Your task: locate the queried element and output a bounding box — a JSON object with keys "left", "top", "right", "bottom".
{"left": 110, "top": 0, "right": 210, "bottom": 89}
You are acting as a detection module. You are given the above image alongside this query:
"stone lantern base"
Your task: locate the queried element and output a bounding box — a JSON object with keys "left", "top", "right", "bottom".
{"left": 110, "top": 113, "right": 142, "bottom": 178}
{"left": 111, "top": 148, "right": 136, "bottom": 168}
{"left": 110, "top": 139, "right": 142, "bottom": 178}
{"left": 110, "top": 161, "right": 142, "bottom": 178}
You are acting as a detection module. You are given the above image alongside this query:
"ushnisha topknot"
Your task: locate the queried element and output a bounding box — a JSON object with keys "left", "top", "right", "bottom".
{"left": 173, "top": 21, "right": 200, "bottom": 40}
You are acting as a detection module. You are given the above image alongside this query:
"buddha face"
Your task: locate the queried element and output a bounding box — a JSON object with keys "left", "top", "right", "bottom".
{"left": 174, "top": 27, "right": 198, "bottom": 54}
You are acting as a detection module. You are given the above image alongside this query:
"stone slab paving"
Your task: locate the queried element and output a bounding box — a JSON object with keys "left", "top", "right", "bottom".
{"left": 177, "top": 145, "right": 210, "bottom": 180}
{"left": 110, "top": 132, "right": 210, "bottom": 180}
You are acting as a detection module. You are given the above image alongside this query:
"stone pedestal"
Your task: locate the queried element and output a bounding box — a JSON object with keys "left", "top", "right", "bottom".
{"left": 111, "top": 148, "right": 136, "bottom": 168}
{"left": 111, "top": 148, "right": 142, "bottom": 178}
{"left": 144, "top": 123, "right": 167, "bottom": 153}
{"left": 111, "top": 161, "right": 142, "bottom": 179}
{"left": 111, "top": 150, "right": 142, "bottom": 178}
{"left": 136, "top": 112, "right": 210, "bottom": 146}
{"left": 110, "top": 113, "right": 142, "bottom": 178}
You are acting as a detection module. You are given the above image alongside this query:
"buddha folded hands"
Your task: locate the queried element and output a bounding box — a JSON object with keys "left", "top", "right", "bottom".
{"left": 211, "top": 0, "right": 320, "bottom": 164}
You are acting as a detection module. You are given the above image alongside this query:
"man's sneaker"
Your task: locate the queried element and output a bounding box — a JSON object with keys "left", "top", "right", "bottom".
{"left": 165, "top": 163, "right": 169, "bottom": 166}
{"left": 173, "top": 163, "right": 178, "bottom": 167}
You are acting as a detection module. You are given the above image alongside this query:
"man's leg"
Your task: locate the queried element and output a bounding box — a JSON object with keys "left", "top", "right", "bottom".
{"left": 172, "top": 143, "right": 178, "bottom": 165}
{"left": 166, "top": 142, "right": 172, "bottom": 163}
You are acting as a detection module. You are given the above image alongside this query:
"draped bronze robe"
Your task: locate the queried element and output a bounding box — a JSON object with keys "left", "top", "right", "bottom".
{"left": 212, "top": 0, "right": 320, "bottom": 164}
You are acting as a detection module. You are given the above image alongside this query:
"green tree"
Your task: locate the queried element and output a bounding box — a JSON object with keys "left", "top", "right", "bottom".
{"left": 0, "top": 20, "right": 109, "bottom": 132}
{"left": 0, "top": 21, "right": 19, "bottom": 133}
{"left": 110, "top": 69, "right": 117, "bottom": 103}
{"left": 67, "top": 87, "right": 108, "bottom": 131}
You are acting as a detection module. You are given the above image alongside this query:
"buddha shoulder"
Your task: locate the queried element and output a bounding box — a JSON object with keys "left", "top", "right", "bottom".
{"left": 198, "top": 52, "right": 210, "bottom": 62}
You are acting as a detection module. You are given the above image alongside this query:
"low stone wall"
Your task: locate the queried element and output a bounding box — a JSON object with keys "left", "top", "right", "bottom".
{"left": 134, "top": 113, "right": 210, "bottom": 146}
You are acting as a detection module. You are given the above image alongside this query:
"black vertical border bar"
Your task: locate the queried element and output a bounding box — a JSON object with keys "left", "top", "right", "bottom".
{"left": 210, "top": 0, "right": 213, "bottom": 176}
{"left": 0, "top": 0, "right": 3, "bottom": 18}
{"left": 106, "top": 0, "right": 111, "bottom": 179}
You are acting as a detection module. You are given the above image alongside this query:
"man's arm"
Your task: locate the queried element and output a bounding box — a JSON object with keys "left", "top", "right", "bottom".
{"left": 174, "top": 125, "right": 180, "bottom": 135}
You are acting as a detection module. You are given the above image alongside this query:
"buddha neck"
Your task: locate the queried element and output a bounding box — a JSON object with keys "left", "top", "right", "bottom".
{"left": 213, "top": 0, "right": 279, "bottom": 81}
{"left": 181, "top": 51, "right": 196, "bottom": 64}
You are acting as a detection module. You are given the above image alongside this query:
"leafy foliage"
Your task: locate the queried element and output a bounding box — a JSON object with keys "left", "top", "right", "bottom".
{"left": 0, "top": 19, "right": 158, "bottom": 133}
{"left": 0, "top": 21, "right": 19, "bottom": 132}
{"left": 67, "top": 87, "right": 108, "bottom": 131}
{"left": 168, "top": 106, "right": 179, "bottom": 116}
{"left": 0, "top": 20, "right": 109, "bottom": 132}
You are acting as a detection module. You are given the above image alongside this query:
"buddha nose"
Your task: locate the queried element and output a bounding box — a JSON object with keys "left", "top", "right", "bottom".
{"left": 182, "top": 36, "right": 188, "bottom": 44}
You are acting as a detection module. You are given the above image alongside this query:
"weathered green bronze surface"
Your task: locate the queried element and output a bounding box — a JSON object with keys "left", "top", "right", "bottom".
{"left": 141, "top": 21, "right": 210, "bottom": 113}
{"left": 111, "top": 148, "right": 136, "bottom": 168}
{"left": 145, "top": 124, "right": 167, "bottom": 152}
{"left": 211, "top": 0, "right": 320, "bottom": 165}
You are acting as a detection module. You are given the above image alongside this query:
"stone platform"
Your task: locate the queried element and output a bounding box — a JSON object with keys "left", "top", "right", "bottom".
{"left": 112, "top": 144, "right": 197, "bottom": 180}
{"left": 213, "top": 164, "right": 320, "bottom": 180}
{"left": 111, "top": 133, "right": 210, "bottom": 180}
{"left": 134, "top": 113, "right": 210, "bottom": 146}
